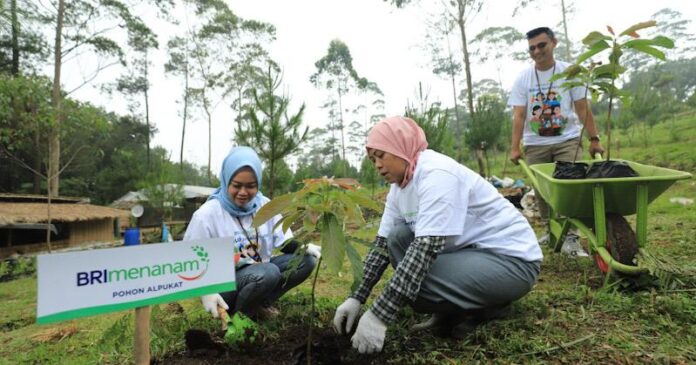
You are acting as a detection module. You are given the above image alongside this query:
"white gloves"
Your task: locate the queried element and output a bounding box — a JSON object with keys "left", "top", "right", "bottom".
{"left": 333, "top": 297, "right": 361, "bottom": 334}
{"left": 351, "top": 309, "right": 387, "bottom": 354}
{"left": 201, "top": 293, "right": 229, "bottom": 318}
{"left": 304, "top": 243, "right": 322, "bottom": 259}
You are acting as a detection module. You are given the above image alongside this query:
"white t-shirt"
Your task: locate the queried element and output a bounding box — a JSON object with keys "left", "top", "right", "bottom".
{"left": 183, "top": 197, "right": 290, "bottom": 262}
{"left": 377, "top": 150, "right": 542, "bottom": 262}
{"left": 508, "top": 61, "right": 586, "bottom": 146}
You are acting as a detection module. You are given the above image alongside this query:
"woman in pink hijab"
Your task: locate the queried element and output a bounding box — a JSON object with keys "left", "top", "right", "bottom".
{"left": 333, "top": 116, "right": 543, "bottom": 354}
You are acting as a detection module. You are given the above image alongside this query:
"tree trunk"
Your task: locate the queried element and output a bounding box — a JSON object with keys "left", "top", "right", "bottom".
{"left": 455, "top": 1, "right": 474, "bottom": 119}
{"left": 180, "top": 66, "right": 189, "bottom": 170}
{"left": 33, "top": 131, "right": 41, "bottom": 194}
{"left": 49, "top": 0, "right": 66, "bottom": 197}
{"left": 561, "top": 0, "right": 572, "bottom": 61}
{"left": 10, "top": 0, "right": 19, "bottom": 75}
{"left": 337, "top": 83, "right": 346, "bottom": 165}
{"left": 475, "top": 148, "right": 486, "bottom": 177}
{"left": 269, "top": 158, "right": 275, "bottom": 198}
{"left": 206, "top": 106, "right": 212, "bottom": 184}
{"left": 144, "top": 52, "right": 151, "bottom": 169}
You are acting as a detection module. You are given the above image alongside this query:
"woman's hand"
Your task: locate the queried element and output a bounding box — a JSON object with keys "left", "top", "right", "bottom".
{"left": 333, "top": 297, "right": 361, "bottom": 334}
{"left": 304, "top": 243, "right": 322, "bottom": 259}
{"left": 201, "top": 294, "right": 229, "bottom": 318}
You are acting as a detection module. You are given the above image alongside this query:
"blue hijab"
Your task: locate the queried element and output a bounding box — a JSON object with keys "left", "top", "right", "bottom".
{"left": 208, "top": 146, "right": 264, "bottom": 217}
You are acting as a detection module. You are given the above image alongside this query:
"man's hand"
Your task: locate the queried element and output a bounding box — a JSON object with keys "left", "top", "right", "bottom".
{"left": 351, "top": 310, "right": 387, "bottom": 354}
{"left": 333, "top": 298, "right": 361, "bottom": 335}
{"left": 201, "top": 294, "right": 228, "bottom": 318}
{"left": 589, "top": 141, "right": 604, "bottom": 158}
{"left": 304, "top": 243, "right": 322, "bottom": 259}
{"left": 509, "top": 148, "right": 522, "bottom": 165}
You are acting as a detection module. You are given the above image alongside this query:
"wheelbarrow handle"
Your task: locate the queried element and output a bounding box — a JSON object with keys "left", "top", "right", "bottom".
{"left": 518, "top": 159, "right": 540, "bottom": 192}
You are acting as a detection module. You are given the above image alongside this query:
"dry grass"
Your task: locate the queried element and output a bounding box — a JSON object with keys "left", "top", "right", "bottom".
{"left": 0, "top": 203, "right": 129, "bottom": 225}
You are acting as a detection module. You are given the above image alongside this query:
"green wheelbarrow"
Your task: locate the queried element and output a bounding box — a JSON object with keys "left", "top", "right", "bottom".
{"left": 519, "top": 158, "right": 692, "bottom": 275}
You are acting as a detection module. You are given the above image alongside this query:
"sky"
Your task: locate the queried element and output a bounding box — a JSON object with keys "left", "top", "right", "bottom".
{"left": 65, "top": 0, "right": 696, "bottom": 172}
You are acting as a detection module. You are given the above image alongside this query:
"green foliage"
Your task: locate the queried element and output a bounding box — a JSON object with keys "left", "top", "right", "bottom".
{"left": 253, "top": 177, "right": 383, "bottom": 286}
{"left": 0, "top": 257, "right": 36, "bottom": 282}
{"left": 472, "top": 26, "right": 527, "bottom": 63}
{"left": 235, "top": 63, "right": 308, "bottom": 198}
{"left": 137, "top": 167, "right": 186, "bottom": 222}
{"left": 553, "top": 21, "right": 674, "bottom": 158}
{"left": 0, "top": 0, "right": 50, "bottom": 75}
{"left": 465, "top": 93, "right": 506, "bottom": 151}
{"left": 359, "top": 155, "right": 381, "bottom": 196}
{"left": 405, "top": 104, "right": 455, "bottom": 156}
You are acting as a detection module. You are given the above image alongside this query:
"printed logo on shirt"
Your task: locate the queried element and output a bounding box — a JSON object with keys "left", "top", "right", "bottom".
{"left": 528, "top": 88, "right": 567, "bottom": 137}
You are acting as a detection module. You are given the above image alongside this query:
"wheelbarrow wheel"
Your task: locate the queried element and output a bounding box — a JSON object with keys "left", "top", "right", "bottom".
{"left": 594, "top": 213, "right": 639, "bottom": 273}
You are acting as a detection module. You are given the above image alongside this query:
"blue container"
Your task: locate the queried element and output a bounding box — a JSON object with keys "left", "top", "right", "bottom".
{"left": 124, "top": 228, "right": 141, "bottom": 246}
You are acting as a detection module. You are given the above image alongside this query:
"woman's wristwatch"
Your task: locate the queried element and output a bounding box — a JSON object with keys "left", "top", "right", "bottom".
{"left": 589, "top": 135, "right": 600, "bottom": 142}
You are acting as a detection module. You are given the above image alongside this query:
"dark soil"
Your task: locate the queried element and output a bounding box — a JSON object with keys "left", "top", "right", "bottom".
{"left": 606, "top": 213, "right": 639, "bottom": 266}
{"left": 156, "top": 325, "right": 393, "bottom": 365}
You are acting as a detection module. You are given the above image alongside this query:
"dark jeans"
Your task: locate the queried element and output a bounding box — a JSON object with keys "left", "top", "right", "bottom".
{"left": 220, "top": 253, "right": 316, "bottom": 316}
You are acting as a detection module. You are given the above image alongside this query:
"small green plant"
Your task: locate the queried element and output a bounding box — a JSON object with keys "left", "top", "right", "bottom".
{"left": 253, "top": 177, "right": 383, "bottom": 364}
{"left": 552, "top": 21, "right": 674, "bottom": 160}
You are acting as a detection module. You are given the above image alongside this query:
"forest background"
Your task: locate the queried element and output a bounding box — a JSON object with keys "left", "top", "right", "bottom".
{"left": 1, "top": 0, "right": 695, "bottom": 204}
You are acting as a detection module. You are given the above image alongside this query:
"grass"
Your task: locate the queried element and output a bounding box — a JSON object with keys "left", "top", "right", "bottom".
{"left": 1, "top": 113, "right": 695, "bottom": 364}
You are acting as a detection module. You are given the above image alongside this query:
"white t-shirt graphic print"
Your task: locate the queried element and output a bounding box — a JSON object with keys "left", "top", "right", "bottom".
{"left": 508, "top": 61, "right": 586, "bottom": 146}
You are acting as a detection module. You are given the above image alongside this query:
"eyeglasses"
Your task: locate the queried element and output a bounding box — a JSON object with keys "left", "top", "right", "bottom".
{"left": 528, "top": 42, "right": 548, "bottom": 52}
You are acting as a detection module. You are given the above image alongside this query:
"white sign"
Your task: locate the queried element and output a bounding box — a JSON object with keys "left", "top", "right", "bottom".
{"left": 37, "top": 237, "right": 235, "bottom": 324}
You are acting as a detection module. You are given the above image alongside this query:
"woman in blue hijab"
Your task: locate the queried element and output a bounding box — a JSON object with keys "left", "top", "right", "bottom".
{"left": 184, "top": 146, "right": 320, "bottom": 320}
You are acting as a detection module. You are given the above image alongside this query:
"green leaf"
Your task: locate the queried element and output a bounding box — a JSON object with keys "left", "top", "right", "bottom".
{"left": 592, "top": 64, "right": 625, "bottom": 79}
{"left": 582, "top": 31, "right": 612, "bottom": 46}
{"left": 623, "top": 36, "right": 674, "bottom": 50}
{"left": 343, "top": 189, "right": 384, "bottom": 213}
{"left": 335, "top": 193, "right": 365, "bottom": 226}
{"left": 577, "top": 40, "right": 610, "bottom": 64}
{"left": 627, "top": 44, "right": 666, "bottom": 60}
{"left": 252, "top": 193, "right": 294, "bottom": 228}
{"left": 282, "top": 210, "right": 303, "bottom": 233}
{"left": 619, "top": 21, "right": 656, "bottom": 37}
{"left": 559, "top": 81, "right": 586, "bottom": 90}
{"left": 345, "top": 242, "right": 364, "bottom": 292}
{"left": 320, "top": 213, "right": 346, "bottom": 273}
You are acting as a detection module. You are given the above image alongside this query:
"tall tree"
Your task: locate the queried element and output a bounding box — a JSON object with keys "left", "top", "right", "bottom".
{"left": 112, "top": 21, "right": 158, "bottom": 168}
{"left": 465, "top": 94, "right": 506, "bottom": 177}
{"left": 164, "top": 35, "right": 195, "bottom": 170}
{"left": 183, "top": 0, "right": 275, "bottom": 182}
{"left": 423, "top": 11, "right": 463, "bottom": 138}
{"left": 512, "top": 0, "right": 575, "bottom": 61}
{"left": 0, "top": 0, "right": 47, "bottom": 75}
{"left": 386, "top": 0, "right": 484, "bottom": 167}
{"left": 235, "top": 63, "right": 308, "bottom": 198}
{"left": 471, "top": 26, "right": 526, "bottom": 91}
{"left": 46, "top": 0, "right": 159, "bottom": 196}
{"left": 310, "top": 39, "right": 382, "bottom": 164}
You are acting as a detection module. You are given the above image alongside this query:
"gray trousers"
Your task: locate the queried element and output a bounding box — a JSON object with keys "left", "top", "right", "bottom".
{"left": 387, "top": 223, "right": 540, "bottom": 314}
{"left": 525, "top": 137, "right": 583, "bottom": 219}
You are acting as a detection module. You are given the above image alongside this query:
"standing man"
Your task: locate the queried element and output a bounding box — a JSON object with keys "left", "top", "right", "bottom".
{"left": 508, "top": 27, "right": 604, "bottom": 240}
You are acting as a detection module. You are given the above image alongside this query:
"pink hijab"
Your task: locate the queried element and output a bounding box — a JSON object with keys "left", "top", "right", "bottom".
{"left": 366, "top": 116, "right": 428, "bottom": 188}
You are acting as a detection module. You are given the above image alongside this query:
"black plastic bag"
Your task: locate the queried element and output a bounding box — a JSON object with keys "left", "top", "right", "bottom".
{"left": 586, "top": 160, "right": 639, "bottom": 178}
{"left": 553, "top": 161, "right": 589, "bottom": 179}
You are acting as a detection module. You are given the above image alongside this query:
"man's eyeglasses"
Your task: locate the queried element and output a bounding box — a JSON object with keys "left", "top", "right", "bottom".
{"left": 528, "top": 42, "right": 548, "bottom": 52}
